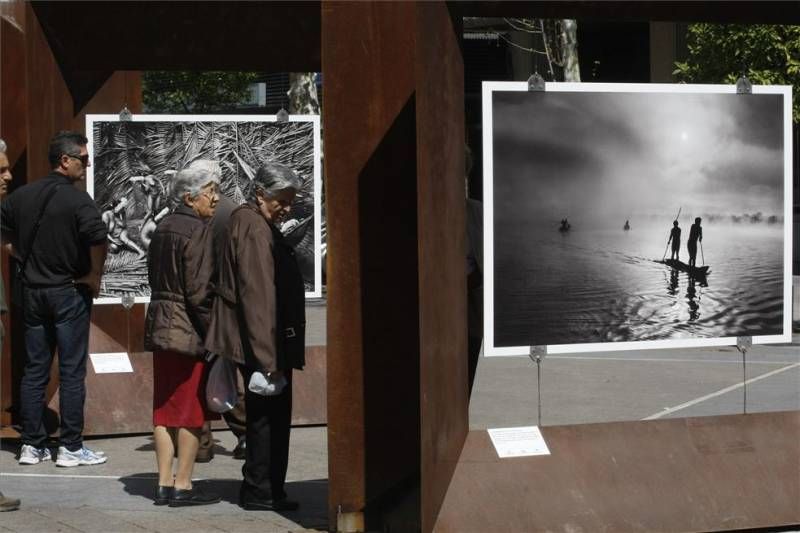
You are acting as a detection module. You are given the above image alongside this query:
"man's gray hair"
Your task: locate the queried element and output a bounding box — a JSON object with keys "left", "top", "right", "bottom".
{"left": 168, "top": 166, "right": 220, "bottom": 205}
{"left": 245, "top": 162, "right": 302, "bottom": 203}
{"left": 0, "top": 138, "right": 7, "bottom": 154}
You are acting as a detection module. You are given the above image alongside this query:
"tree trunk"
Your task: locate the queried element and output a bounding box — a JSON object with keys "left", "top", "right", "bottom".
{"left": 288, "top": 72, "right": 320, "bottom": 114}
{"left": 560, "top": 19, "right": 581, "bottom": 82}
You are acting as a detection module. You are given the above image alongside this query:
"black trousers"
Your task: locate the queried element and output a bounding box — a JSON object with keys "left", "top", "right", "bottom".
{"left": 239, "top": 367, "right": 293, "bottom": 502}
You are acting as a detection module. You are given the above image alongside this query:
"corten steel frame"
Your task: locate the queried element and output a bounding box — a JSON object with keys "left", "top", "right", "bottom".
{"left": 0, "top": 2, "right": 327, "bottom": 435}
{"left": 323, "top": 3, "right": 467, "bottom": 531}
{"left": 3, "top": 1, "right": 800, "bottom": 532}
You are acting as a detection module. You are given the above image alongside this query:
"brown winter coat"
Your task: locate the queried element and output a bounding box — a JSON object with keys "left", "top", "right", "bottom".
{"left": 144, "top": 205, "right": 215, "bottom": 357}
{"left": 205, "top": 204, "right": 305, "bottom": 373}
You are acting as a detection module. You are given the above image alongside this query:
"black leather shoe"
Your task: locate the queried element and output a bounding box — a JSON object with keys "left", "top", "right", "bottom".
{"left": 169, "top": 486, "right": 221, "bottom": 507}
{"left": 153, "top": 486, "right": 173, "bottom": 506}
{"left": 240, "top": 498, "right": 299, "bottom": 511}
{"left": 232, "top": 437, "right": 246, "bottom": 460}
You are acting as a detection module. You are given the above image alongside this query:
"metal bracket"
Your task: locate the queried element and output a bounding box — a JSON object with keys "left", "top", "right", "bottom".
{"left": 736, "top": 336, "right": 752, "bottom": 352}
{"left": 121, "top": 294, "right": 135, "bottom": 310}
{"left": 527, "top": 73, "right": 546, "bottom": 92}
{"left": 736, "top": 76, "right": 752, "bottom": 95}
{"left": 529, "top": 345, "right": 547, "bottom": 363}
{"left": 118, "top": 105, "right": 132, "bottom": 121}
{"left": 276, "top": 108, "right": 290, "bottom": 122}
{"left": 736, "top": 336, "right": 752, "bottom": 414}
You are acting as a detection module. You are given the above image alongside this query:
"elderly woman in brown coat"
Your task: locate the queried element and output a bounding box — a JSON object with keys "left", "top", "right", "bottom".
{"left": 144, "top": 165, "right": 219, "bottom": 507}
{"left": 205, "top": 162, "right": 305, "bottom": 511}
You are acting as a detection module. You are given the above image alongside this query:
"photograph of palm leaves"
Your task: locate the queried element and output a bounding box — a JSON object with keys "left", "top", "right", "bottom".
{"left": 86, "top": 115, "right": 321, "bottom": 303}
{"left": 484, "top": 83, "right": 792, "bottom": 355}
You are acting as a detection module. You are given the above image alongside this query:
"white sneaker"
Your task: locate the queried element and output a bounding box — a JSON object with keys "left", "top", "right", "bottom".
{"left": 55, "top": 446, "right": 108, "bottom": 467}
{"left": 18, "top": 444, "right": 52, "bottom": 465}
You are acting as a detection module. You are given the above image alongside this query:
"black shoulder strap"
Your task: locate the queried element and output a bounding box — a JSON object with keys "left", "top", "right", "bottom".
{"left": 18, "top": 184, "right": 62, "bottom": 282}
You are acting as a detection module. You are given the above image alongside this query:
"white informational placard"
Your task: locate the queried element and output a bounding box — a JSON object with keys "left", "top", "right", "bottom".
{"left": 487, "top": 426, "right": 551, "bottom": 458}
{"left": 89, "top": 352, "right": 134, "bottom": 374}
{"left": 86, "top": 114, "right": 323, "bottom": 304}
{"left": 483, "top": 82, "right": 793, "bottom": 356}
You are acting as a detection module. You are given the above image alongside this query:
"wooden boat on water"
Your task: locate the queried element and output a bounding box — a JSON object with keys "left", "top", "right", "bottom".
{"left": 660, "top": 259, "right": 710, "bottom": 277}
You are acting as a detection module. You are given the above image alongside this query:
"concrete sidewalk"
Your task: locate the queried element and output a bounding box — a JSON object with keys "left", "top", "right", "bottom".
{"left": 0, "top": 427, "right": 328, "bottom": 533}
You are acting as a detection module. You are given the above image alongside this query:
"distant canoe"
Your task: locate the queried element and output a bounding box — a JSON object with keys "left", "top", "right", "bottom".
{"left": 661, "top": 259, "right": 710, "bottom": 277}
{"left": 559, "top": 224, "right": 571, "bottom": 232}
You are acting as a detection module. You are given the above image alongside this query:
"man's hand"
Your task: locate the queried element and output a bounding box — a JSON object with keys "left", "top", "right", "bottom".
{"left": 74, "top": 274, "right": 101, "bottom": 298}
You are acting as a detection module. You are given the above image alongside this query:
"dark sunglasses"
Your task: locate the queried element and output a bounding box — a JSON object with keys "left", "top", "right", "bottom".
{"left": 65, "top": 153, "right": 90, "bottom": 166}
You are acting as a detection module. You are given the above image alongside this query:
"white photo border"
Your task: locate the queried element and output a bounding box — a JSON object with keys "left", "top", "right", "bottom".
{"left": 86, "top": 113, "right": 323, "bottom": 305}
{"left": 482, "top": 82, "right": 793, "bottom": 356}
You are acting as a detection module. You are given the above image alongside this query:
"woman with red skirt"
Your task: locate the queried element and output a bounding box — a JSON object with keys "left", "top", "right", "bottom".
{"left": 144, "top": 163, "right": 219, "bottom": 507}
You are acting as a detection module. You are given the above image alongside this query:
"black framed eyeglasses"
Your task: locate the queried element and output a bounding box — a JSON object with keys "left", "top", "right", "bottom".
{"left": 65, "top": 153, "right": 90, "bottom": 166}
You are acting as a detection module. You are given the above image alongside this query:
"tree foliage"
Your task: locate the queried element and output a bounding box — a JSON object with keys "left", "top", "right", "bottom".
{"left": 674, "top": 24, "right": 800, "bottom": 122}
{"left": 143, "top": 71, "right": 261, "bottom": 113}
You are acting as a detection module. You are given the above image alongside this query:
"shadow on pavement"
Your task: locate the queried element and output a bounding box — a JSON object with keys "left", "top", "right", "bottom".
{"left": 118, "top": 475, "right": 328, "bottom": 529}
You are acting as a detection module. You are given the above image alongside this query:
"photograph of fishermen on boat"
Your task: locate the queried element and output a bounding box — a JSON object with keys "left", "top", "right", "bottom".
{"left": 484, "top": 83, "right": 792, "bottom": 355}
{"left": 87, "top": 114, "right": 322, "bottom": 303}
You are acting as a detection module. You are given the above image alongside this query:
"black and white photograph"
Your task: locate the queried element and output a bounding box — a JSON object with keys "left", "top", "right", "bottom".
{"left": 86, "top": 114, "right": 322, "bottom": 303}
{"left": 483, "top": 83, "right": 792, "bottom": 355}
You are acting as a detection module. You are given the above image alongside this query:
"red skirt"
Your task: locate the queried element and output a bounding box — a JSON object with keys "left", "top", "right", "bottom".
{"left": 152, "top": 350, "right": 218, "bottom": 428}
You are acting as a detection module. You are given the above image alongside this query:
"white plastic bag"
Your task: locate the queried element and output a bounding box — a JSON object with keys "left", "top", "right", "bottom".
{"left": 248, "top": 371, "right": 287, "bottom": 397}
{"left": 205, "top": 354, "right": 237, "bottom": 413}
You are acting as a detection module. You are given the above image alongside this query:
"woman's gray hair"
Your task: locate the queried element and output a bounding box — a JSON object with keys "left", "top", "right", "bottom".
{"left": 0, "top": 138, "right": 7, "bottom": 154}
{"left": 187, "top": 159, "right": 222, "bottom": 182}
{"left": 245, "top": 162, "right": 302, "bottom": 203}
{"left": 168, "top": 165, "right": 220, "bottom": 205}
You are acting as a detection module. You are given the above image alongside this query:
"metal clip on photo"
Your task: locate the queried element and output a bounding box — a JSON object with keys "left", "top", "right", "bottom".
{"left": 736, "top": 75, "right": 752, "bottom": 95}
{"left": 527, "top": 73, "right": 546, "bottom": 92}
{"left": 118, "top": 105, "right": 133, "bottom": 121}
{"left": 529, "top": 345, "right": 547, "bottom": 427}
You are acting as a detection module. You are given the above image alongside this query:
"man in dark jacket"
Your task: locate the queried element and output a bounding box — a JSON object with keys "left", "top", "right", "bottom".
{"left": 1, "top": 131, "right": 108, "bottom": 467}
{"left": 205, "top": 163, "right": 305, "bottom": 511}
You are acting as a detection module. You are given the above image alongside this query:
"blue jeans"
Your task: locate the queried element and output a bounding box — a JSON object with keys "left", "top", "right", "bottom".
{"left": 20, "top": 284, "right": 92, "bottom": 450}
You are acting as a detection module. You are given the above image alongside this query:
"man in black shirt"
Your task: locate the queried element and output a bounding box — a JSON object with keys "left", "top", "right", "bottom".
{"left": 1, "top": 131, "right": 109, "bottom": 467}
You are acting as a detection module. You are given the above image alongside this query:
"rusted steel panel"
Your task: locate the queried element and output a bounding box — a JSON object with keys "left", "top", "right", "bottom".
{"left": 292, "top": 346, "right": 327, "bottom": 426}
{"left": 31, "top": 1, "right": 321, "bottom": 72}
{"left": 434, "top": 412, "right": 800, "bottom": 532}
{"left": 24, "top": 1, "right": 70, "bottom": 182}
{"left": 0, "top": 0, "right": 25, "bottom": 30}
{"left": 415, "top": 4, "right": 468, "bottom": 532}
{"left": 323, "top": 1, "right": 422, "bottom": 529}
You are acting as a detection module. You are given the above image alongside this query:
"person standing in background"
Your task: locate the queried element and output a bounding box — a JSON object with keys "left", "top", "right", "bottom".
{"left": 0, "top": 139, "right": 21, "bottom": 511}
{"left": 187, "top": 160, "right": 248, "bottom": 464}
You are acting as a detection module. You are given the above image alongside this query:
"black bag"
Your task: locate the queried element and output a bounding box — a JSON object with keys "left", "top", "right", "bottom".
{"left": 10, "top": 184, "right": 62, "bottom": 305}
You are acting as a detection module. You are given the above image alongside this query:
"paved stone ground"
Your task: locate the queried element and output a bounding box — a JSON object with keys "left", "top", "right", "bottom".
{"left": 1, "top": 334, "right": 797, "bottom": 532}
{"left": 0, "top": 428, "right": 328, "bottom": 533}
{"left": 470, "top": 335, "right": 800, "bottom": 429}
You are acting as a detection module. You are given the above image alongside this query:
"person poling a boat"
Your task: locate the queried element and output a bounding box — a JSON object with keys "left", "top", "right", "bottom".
{"left": 687, "top": 217, "right": 702, "bottom": 267}
{"left": 559, "top": 218, "right": 571, "bottom": 232}
{"left": 667, "top": 220, "right": 681, "bottom": 260}
{"left": 623, "top": 219, "right": 630, "bottom": 231}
